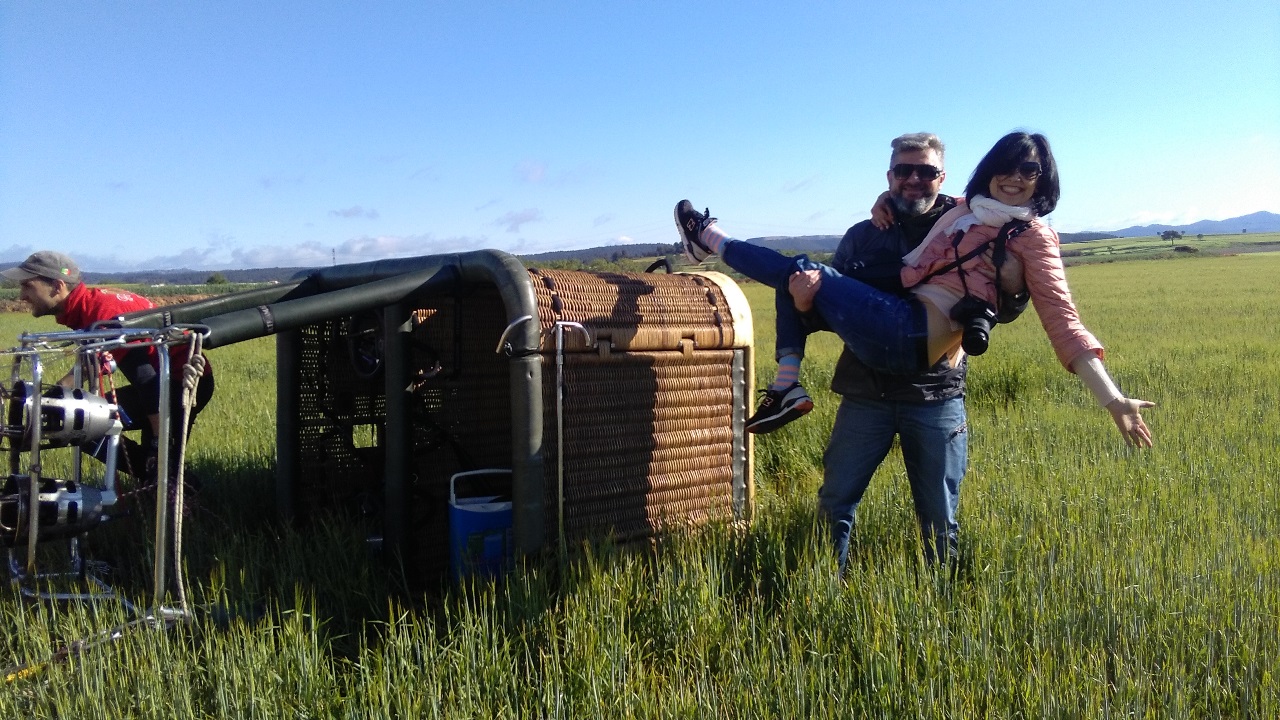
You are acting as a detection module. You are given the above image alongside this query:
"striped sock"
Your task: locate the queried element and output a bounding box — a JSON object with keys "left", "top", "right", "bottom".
{"left": 700, "top": 222, "right": 730, "bottom": 255}
{"left": 770, "top": 354, "right": 801, "bottom": 391}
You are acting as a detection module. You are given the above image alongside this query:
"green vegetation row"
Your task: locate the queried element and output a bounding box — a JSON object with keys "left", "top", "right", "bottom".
{"left": 0, "top": 252, "right": 1276, "bottom": 716}
{"left": 0, "top": 281, "right": 268, "bottom": 303}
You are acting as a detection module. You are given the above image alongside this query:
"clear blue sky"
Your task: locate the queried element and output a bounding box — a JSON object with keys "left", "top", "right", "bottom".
{"left": 2, "top": 1, "right": 1278, "bottom": 272}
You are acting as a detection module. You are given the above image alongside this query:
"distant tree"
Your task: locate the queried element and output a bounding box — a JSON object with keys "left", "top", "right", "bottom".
{"left": 1160, "top": 230, "right": 1183, "bottom": 244}
{"left": 1196, "top": 234, "right": 1203, "bottom": 241}
{"left": 1243, "top": 229, "right": 1248, "bottom": 234}
{"left": 206, "top": 272, "right": 229, "bottom": 285}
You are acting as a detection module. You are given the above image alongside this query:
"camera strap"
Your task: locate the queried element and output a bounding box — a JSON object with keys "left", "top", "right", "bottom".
{"left": 990, "top": 220, "right": 1032, "bottom": 305}
{"left": 916, "top": 220, "right": 1031, "bottom": 286}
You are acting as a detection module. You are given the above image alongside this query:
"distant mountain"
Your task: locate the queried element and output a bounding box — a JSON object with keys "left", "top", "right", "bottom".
{"left": 520, "top": 243, "right": 682, "bottom": 263}
{"left": 76, "top": 267, "right": 311, "bottom": 285}
{"left": 748, "top": 235, "right": 844, "bottom": 253}
{"left": 1103, "top": 211, "right": 1280, "bottom": 238}
{"left": 5, "top": 210, "right": 1274, "bottom": 287}
{"left": 1059, "top": 231, "right": 1120, "bottom": 244}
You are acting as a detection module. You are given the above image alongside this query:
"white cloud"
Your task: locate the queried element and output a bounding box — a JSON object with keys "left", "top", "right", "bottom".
{"left": 514, "top": 160, "right": 594, "bottom": 187}
{"left": 782, "top": 175, "right": 821, "bottom": 193}
{"left": 330, "top": 205, "right": 380, "bottom": 220}
{"left": 145, "top": 247, "right": 223, "bottom": 269}
{"left": 516, "top": 160, "right": 547, "bottom": 184}
{"left": 408, "top": 165, "right": 437, "bottom": 181}
{"left": 230, "top": 243, "right": 330, "bottom": 269}
{"left": 495, "top": 208, "right": 543, "bottom": 233}
{"left": 226, "top": 233, "right": 488, "bottom": 269}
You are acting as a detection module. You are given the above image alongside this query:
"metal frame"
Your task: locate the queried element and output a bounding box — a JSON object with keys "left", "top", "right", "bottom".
{"left": 1, "top": 325, "right": 206, "bottom": 617}
{"left": 115, "top": 250, "right": 755, "bottom": 575}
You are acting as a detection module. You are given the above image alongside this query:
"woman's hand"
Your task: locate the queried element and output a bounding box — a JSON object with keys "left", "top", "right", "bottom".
{"left": 870, "top": 191, "right": 894, "bottom": 230}
{"left": 788, "top": 270, "right": 822, "bottom": 312}
{"left": 1105, "top": 397, "right": 1155, "bottom": 448}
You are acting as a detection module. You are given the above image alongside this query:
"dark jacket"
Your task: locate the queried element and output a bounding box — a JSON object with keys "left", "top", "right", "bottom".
{"left": 822, "top": 196, "right": 966, "bottom": 403}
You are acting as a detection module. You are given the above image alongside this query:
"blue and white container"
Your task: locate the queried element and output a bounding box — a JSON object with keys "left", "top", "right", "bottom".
{"left": 448, "top": 469, "right": 513, "bottom": 581}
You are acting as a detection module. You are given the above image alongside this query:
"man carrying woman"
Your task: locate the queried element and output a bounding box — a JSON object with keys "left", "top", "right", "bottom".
{"left": 676, "top": 131, "right": 1154, "bottom": 567}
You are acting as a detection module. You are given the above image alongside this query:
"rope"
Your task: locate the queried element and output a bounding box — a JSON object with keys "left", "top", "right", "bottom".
{"left": 3, "top": 337, "right": 206, "bottom": 684}
{"left": 97, "top": 355, "right": 142, "bottom": 485}
{"left": 170, "top": 333, "right": 204, "bottom": 613}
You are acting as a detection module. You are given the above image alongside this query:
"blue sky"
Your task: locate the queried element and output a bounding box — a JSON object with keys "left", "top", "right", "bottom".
{"left": 2, "top": 1, "right": 1278, "bottom": 272}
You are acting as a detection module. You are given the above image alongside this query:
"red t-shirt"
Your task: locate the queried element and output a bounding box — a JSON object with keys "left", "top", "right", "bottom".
{"left": 56, "top": 282, "right": 154, "bottom": 328}
{"left": 55, "top": 282, "right": 213, "bottom": 382}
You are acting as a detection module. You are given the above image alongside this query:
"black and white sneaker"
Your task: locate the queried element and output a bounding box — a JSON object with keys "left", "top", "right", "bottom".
{"left": 674, "top": 199, "right": 715, "bottom": 263}
{"left": 746, "top": 383, "right": 814, "bottom": 434}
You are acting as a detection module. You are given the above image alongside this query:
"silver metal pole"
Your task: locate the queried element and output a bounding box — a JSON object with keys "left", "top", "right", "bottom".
{"left": 71, "top": 359, "right": 83, "bottom": 486}
{"left": 552, "top": 321, "right": 589, "bottom": 561}
{"left": 26, "top": 356, "right": 45, "bottom": 573}
{"left": 151, "top": 347, "right": 172, "bottom": 607}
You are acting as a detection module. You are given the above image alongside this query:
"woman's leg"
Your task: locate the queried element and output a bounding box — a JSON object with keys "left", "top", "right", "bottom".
{"left": 718, "top": 238, "right": 821, "bottom": 432}
{"left": 675, "top": 200, "right": 928, "bottom": 377}
{"left": 677, "top": 203, "right": 821, "bottom": 430}
{"left": 723, "top": 239, "right": 927, "bottom": 376}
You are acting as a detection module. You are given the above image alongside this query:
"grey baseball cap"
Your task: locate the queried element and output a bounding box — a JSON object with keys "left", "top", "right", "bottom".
{"left": 1, "top": 251, "right": 82, "bottom": 284}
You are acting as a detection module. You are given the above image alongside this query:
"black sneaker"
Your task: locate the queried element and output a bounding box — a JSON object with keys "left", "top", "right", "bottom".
{"left": 674, "top": 200, "right": 716, "bottom": 263}
{"left": 746, "top": 383, "right": 814, "bottom": 434}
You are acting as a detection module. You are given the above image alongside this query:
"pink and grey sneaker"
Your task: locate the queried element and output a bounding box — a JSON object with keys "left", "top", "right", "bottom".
{"left": 674, "top": 199, "right": 716, "bottom": 263}
{"left": 745, "top": 383, "right": 814, "bottom": 434}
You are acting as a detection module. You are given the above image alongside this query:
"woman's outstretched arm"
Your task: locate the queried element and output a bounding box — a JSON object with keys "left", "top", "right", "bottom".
{"left": 1105, "top": 397, "right": 1156, "bottom": 448}
{"left": 1072, "top": 352, "right": 1155, "bottom": 447}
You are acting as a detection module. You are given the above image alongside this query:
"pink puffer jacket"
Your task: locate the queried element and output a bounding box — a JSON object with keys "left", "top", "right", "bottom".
{"left": 900, "top": 205, "right": 1104, "bottom": 371}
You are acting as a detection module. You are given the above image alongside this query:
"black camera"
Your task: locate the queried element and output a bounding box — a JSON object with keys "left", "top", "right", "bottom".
{"left": 950, "top": 296, "right": 999, "bottom": 356}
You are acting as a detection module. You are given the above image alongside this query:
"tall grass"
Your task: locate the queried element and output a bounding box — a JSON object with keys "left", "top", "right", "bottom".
{"left": 0, "top": 254, "right": 1275, "bottom": 716}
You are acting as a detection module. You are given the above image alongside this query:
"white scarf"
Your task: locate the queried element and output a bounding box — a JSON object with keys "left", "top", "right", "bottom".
{"left": 946, "top": 195, "right": 1035, "bottom": 235}
{"left": 902, "top": 195, "right": 1036, "bottom": 266}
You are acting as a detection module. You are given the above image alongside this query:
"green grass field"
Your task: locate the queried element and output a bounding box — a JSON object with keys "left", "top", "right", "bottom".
{"left": 0, "top": 253, "right": 1276, "bottom": 717}
{"left": 1057, "top": 230, "right": 1280, "bottom": 265}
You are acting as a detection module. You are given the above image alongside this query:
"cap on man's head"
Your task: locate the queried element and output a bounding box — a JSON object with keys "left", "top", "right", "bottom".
{"left": 1, "top": 251, "right": 82, "bottom": 285}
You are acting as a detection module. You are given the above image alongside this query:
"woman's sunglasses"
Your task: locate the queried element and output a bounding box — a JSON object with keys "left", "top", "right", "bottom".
{"left": 1003, "top": 161, "right": 1042, "bottom": 180}
{"left": 890, "top": 163, "right": 942, "bottom": 181}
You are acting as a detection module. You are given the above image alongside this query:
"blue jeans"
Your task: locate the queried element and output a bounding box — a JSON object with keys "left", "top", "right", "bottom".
{"left": 819, "top": 395, "right": 967, "bottom": 568}
{"left": 721, "top": 239, "right": 927, "bottom": 373}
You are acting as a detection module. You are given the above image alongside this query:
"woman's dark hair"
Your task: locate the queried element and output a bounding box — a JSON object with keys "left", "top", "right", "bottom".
{"left": 964, "top": 131, "right": 1060, "bottom": 216}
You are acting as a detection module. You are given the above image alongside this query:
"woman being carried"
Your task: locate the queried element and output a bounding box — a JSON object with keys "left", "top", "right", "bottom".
{"left": 675, "top": 131, "right": 1154, "bottom": 446}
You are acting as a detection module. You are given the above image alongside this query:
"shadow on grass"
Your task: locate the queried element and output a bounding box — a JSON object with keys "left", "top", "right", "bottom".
{"left": 64, "top": 452, "right": 963, "bottom": 670}
{"left": 71, "top": 454, "right": 407, "bottom": 656}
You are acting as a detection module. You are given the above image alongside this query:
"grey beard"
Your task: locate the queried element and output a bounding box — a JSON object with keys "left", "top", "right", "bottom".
{"left": 890, "top": 193, "right": 936, "bottom": 218}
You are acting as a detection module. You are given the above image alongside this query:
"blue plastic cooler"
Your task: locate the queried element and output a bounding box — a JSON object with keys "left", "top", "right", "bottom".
{"left": 448, "top": 469, "right": 513, "bottom": 581}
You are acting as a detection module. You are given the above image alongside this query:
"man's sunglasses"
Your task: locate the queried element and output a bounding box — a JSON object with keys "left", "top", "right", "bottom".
{"left": 891, "top": 163, "right": 943, "bottom": 181}
{"left": 1004, "top": 161, "right": 1043, "bottom": 180}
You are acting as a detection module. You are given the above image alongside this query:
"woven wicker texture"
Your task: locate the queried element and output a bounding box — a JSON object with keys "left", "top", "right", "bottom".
{"left": 288, "top": 266, "right": 746, "bottom": 575}
{"left": 529, "top": 268, "right": 736, "bottom": 352}
{"left": 540, "top": 349, "right": 738, "bottom": 545}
